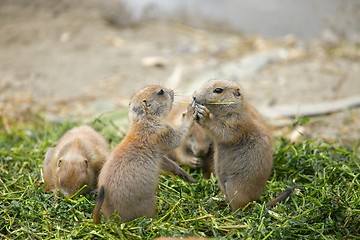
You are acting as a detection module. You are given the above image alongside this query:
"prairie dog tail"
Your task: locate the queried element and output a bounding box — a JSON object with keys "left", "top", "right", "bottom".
{"left": 265, "top": 187, "right": 295, "bottom": 208}
{"left": 93, "top": 186, "right": 105, "bottom": 224}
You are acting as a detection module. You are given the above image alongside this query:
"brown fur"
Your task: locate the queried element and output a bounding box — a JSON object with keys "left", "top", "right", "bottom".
{"left": 167, "top": 105, "right": 214, "bottom": 179}
{"left": 160, "top": 155, "right": 196, "bottom": 183}
{"left": 43, "top": 125, "right": 109, "bottom": 198}
{"left": 93, "top": 85, "right": 193, "bottom": 223}
{"left": 192, "top": 79, "right": 273, "bottom": 210}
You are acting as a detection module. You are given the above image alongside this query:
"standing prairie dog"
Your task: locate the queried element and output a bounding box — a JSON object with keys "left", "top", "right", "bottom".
{"left": 192, "top": 79, "right": 273, "bottom": 210}
{"left": 93, "top": 85, "right": 194, "bottom": 223}
{"left": 43, "top": 125, "right": 109, "bottom": 198}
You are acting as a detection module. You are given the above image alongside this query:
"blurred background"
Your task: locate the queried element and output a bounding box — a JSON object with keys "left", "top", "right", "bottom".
{"left": 0, "top": 0, "right": 359, "bottom": 143}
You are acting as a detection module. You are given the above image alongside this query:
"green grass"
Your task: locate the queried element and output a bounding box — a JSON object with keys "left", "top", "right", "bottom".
{"left": 0, "top": 117, "right": 359, "bottom": 239}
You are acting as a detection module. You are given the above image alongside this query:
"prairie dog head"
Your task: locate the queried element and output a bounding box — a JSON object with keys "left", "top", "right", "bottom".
{"left": 56, "top": 152, "right": 92, "bottom": 198}
{"left": 193, "top": 79, "right": 244, "bottom": 115}
{"left": 129, "top": 85, "right": 174, "bottom": 120}
{"left": 188, "top": 123, "right": 212, "bottom": 156}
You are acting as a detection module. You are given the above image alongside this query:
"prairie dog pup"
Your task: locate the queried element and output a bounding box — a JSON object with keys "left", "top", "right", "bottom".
{"left": 192, "top": 79, "right": 273, "bottom": 210}
{"left": 168, "top": 118, "right": 214, "bottom": 179}
{"left": 93, "top": 85, "right": 193, "bottom": 223}
{"left": 167, "top": 105, "right": 214, "bottom": 178}
{"left": 43, "top": 125, "right": 109, "bottom": 198}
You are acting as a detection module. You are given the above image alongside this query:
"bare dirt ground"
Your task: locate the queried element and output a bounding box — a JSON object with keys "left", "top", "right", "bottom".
{"left": 1, "top": 0, "right": 359, "bottom": 145}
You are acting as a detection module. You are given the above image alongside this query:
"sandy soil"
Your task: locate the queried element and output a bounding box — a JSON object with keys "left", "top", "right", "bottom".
{"left": 1, "top": 0, "right": 359, "bottom": 144}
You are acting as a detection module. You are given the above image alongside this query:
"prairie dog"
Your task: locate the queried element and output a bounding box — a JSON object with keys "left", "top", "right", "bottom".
{"left": 43, "top": 125, "right": 109, "bottom": 198}
{"left": 93, "top": 85, "right": 193, "bottom": 223}
{"left": 167, "top": 105, "right": 214, "bottom": 179}
{"left": 192, "top": 79, "right": 273, "bottom": 210}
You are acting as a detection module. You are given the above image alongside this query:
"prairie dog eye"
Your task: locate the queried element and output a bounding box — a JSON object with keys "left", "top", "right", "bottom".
{"left": 213, "top": 88, "right": 223, "bottom": 94}
{"left": 157, "top": 89, "right": 164, "bottom": 95}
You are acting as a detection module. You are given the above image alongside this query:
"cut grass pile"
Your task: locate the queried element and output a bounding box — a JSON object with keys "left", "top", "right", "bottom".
{"left": 0, "top": 118, "right": 359, "bottom": 239}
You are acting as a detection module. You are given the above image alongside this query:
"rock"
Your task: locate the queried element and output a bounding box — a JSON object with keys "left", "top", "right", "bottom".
{"left": 141, "top": 56, "right": 168, "bottom": 68}
{"left": 185, "top": 48, "right": 290, "bottom": 94}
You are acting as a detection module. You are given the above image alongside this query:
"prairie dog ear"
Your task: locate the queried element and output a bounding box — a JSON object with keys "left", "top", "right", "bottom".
{"left": 57, "top": 158, "right": 63, "bottom": 168}
{"left": 234, "top": 88, "right": 241, "bottom": 97}
{"left": 142, "top": 99, "right": 151, "bottom": 114}
{"left": 44, "top": 147, "right": 55, "bottom": 165}
{"left": 142, "top": 99, "right": 151, "bottom": 107}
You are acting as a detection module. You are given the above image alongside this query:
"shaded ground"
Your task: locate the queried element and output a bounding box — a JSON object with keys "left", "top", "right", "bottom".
{"left": 0, "top": 0, "right": 359, "bottom": 144}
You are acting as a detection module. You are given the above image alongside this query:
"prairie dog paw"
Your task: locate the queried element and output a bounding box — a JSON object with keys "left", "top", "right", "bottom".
{"left": 182, "top": 101, "right": 197, "bottom": 123}
{"left": 195, "top": 104, "right": 210, "bottom": 124}
{"left": 189, "top": 157, "right": 203, "bottom": 168}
